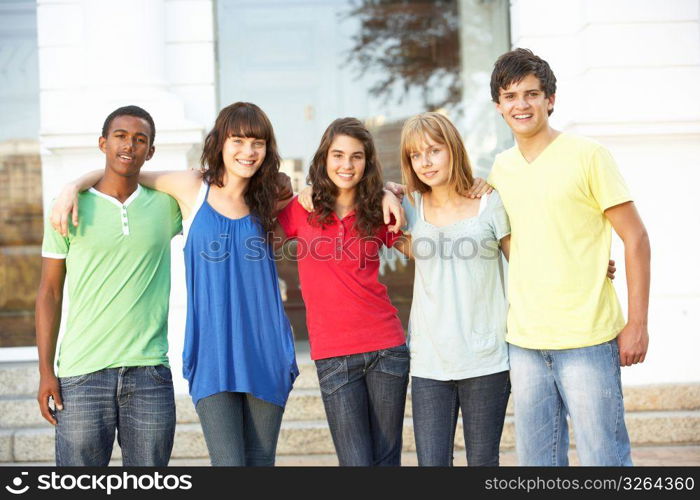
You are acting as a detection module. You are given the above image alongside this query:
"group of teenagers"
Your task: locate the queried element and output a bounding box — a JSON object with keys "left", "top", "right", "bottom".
{"left": 36, "top": 48, "right": 650, "bottom": 467}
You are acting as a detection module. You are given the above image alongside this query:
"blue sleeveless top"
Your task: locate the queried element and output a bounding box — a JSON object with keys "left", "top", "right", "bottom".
{"left": 182, "top": 183, "right": 298, "bottom": 407}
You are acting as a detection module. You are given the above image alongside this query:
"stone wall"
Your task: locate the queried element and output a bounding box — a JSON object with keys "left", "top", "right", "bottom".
{"left": 0, "top": 140, "right": 42, "bottom": 347}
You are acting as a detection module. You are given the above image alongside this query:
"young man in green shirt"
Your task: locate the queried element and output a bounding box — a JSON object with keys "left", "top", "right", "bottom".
{"left": 36, "top": 105, "right": 182, "bottom": 466}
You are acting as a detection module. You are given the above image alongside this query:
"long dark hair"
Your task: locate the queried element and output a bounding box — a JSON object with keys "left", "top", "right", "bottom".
{"left": 201, "top": 102, "right": 280, "bottom": 234}
{"left": 306, "top": 117, "right": 384, "bottom": 237}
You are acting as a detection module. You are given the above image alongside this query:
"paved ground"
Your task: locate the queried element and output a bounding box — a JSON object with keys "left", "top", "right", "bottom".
{"left": 200, "top": 445, "right": 700, "bottom": 467}
{"left": 4, "top": 445, "right": 698, "bottom": 467}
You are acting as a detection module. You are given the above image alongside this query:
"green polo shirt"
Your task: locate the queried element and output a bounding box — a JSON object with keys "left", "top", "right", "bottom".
{"left": 42, "top": 185, "right": 182, "bottom": 377}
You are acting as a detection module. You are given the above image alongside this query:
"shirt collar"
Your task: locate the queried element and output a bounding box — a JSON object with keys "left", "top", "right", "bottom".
{"left": 88, "top": 184, "right": 142, "bottom": 207}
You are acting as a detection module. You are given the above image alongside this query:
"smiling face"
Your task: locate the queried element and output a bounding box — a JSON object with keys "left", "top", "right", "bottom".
{"left": 408, "top": 135, "right": 451, "bottom": 188}
{"left": 325, "top": 134, "right": 366, "bottom": 194}
{"left": 99, "top": 115, "right": 154, "bottom": 177}
{"left": 495, "top": 73, "right": 555, "bottom": 140}
{"left": 222, "top": 136, "right": 266, "bottom": 179}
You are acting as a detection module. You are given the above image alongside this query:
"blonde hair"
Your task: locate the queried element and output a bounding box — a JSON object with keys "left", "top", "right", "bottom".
{"left": 399, "top": 112, "right": 474, "bottom": 200}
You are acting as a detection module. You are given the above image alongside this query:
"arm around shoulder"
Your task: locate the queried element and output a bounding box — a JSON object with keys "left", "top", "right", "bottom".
{"left": 50, "top": 169, "right": 103, "bottom": 236}
{"left": 138, "top": 168, "right": 202, "bottom": 199}
{"left": 139, "top": 169, "right": 203, "bottom": 218}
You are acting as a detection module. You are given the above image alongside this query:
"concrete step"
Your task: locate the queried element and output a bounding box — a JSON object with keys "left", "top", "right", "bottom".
{"left": 0, "top": 362, "right": 39, "bottom": 397}
{"left": 4, "top": 410, "right": 699, "bottom": 463}
{"left": 5, "top": 359, "right": 700, "bottom": 410}
{"left": 5, "top": 382, "right": 700, "bottom": 429}
{"left": 0, "top": 359, "right": 319, "bottom": 396}
{"left": 3, "top": 360, "right": 699, "bottom": 463}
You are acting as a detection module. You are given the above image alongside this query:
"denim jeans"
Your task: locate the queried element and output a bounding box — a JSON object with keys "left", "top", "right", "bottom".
{"left": 315, "top": 344, "right": 409, "bottom": 466}
{"left": 195, "top": 391, "right": 285, "bottom": 466}
{"left": 509, "top": 339, "right": 633, "bottom": 466}
{"left": 55, "top": 365, "right": 175, "bottom": 466}
{"left": 411, "top": 370, "right": 510, "bottom": 466}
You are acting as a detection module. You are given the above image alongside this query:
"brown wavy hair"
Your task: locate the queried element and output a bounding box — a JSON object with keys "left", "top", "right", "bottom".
{"left": 307, "top": 118, "right": 384, "bottom": 237}
{"left": 201, "top": 102, "right": 280, "bottom": 234}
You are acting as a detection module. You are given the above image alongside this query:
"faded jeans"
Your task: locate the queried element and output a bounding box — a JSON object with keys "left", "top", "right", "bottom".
{"left": 315, "top": 344, "right": 410, "bottom": 466}
{"left": 509, "top": 339, "right": 633, "bottom": 466}
{"left": 195, "top": 391, "right": 285, "bottom": 466}
{"left": 411, "top": 370, "right": 510, "bottom": 466}
{"left": 55, "top": 365, "right": 175, "bottom": 466}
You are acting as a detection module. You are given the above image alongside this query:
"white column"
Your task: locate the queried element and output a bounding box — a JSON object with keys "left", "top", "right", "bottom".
{"left": 509, "top": 0, "right": 700, "bottom": 385}
{"left": 37, "top": 0, "right": 216, "bottom": 393}
{"left": 84, "top": 0, "right": 167, "bottom": 90}
{"left": 458, "top": 0, "right": 512, "bottom": 177}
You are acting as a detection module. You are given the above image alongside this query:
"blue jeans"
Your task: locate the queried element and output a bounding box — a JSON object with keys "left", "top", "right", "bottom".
{"left": 509, "top": 339, "right": 632, "bottom": 466}
{"left": 411, "top": 371, "right": 510, "bottom": 466}
{"left": 195, "top": 391, "right": 284, "bottom": 466}
{"left": 315, "top": 344, "right": 409, "bottom": 466}
{"left": 55, "top": 365, "right": 175, "bottom": 466}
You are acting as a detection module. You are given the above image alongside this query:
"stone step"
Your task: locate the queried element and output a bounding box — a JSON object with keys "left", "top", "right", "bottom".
{"left": 193, "top": 383, "right": 700, "bottom": 423}
{"left": 0, "top": 362, "right": 39, "bottom": 397}
{"left": 5, "top": 382, "right": 700, "bottom": 429}
{"left": 5, "top": 359, "right": 700, "bottom": 410}
{"left": 0, "top": 359, "right": 319, "bottom": 397}
{"left": 4, "top": 410, "right": 700, "bottom": 463}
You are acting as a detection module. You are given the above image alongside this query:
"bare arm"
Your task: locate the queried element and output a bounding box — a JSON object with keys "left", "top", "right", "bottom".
{"left": 500, "top": 234, "right": 510, "bottom": 261}
{"left": 275, "top": 197, "right": 294, "bottom": 215}
{"left": 604, "top": 201, "right": 650, "bottom": 366}
{"left": 392, "top": 235, "right": 413, "bottom": 259}
{"left": 382, "top": 190, "right": 405, "bottom": 233}
{"left": 51, "top": 169, "right": 202, "bottom": 235}
{"left": 137, "top": 169, "right": 202, "bottom": 218}
{"left": 50, "top": 170, "right": 102, "bottom": 235}
{"left": 271, "top": 221, "right": 293, "bottom": 251}
{"left": 383, "top": 182, "right": 406, "bottom": 200}
{"left": 35, "top": 258, "right": 67, "bottom": 425}
{"left": 467, "top": 177, "right": 494, "bottom": 199}
{"left": 274, "top": 172, "right": 294, "bottom": 215}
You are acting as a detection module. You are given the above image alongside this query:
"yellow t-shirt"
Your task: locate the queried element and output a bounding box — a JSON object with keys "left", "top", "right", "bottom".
{"left": 488, "top": 133, "right": 632, "bottom": 349}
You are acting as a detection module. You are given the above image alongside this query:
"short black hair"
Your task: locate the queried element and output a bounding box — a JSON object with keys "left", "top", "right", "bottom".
{"left": 101, "top": 105, "right": 156, "bottom": 145}
{"left": 490, "top": 48, "right": 557, "bottom": 115}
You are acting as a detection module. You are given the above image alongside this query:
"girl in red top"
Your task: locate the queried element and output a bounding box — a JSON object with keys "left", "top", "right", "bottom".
{"left": 275, "top": 117, "right": 409, "bottom": 466}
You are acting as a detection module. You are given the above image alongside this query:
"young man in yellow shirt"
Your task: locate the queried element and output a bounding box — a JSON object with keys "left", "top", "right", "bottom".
{"left": 488, "top": 49, "right": 650, "bottom": 466}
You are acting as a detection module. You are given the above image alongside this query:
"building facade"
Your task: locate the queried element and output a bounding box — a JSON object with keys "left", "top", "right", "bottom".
{"left": 0, "top": 0, "right": 697, "bottom": 392}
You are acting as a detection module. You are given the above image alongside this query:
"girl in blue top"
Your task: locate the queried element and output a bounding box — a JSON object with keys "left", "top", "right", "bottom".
{"left": 50, "top": 102, "right": 298, "bottom": 466}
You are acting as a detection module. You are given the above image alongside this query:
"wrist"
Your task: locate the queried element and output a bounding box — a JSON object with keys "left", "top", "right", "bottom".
{"left": 383, "top": 187, "right": 401, "bottom": 199}
{"left": 38, "top": 362, "right": 56, "bottom": 377}
{"left": 627, "top": 318, "right": 648, "bottom": 328}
